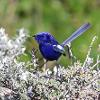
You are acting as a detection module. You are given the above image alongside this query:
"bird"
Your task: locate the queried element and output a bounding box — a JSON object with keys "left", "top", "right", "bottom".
{"left": 33, "top": 23, "right": 91, "bottom": 64}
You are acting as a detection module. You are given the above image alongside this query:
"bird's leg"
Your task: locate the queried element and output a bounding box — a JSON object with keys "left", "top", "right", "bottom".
{"left": 56, "top": 63, "right": 59, "bottom": 78}
{"left": 42, "top": 59, "right": 48, "bottom": 72}
{"left": 66, "top": 43, "right": 73, "bottom": 58}
{"left": 53, "top": 60, "right": 60, "bottom": 78}
{"left": 65, "top": 43, "right": 76, "bottom": 64}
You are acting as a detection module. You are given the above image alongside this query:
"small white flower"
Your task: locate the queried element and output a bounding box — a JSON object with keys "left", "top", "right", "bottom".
{"left": 33, "top": 59, "right": 38, "bottom": 67}
{"left": 2, "top": 57, "right": 8, "bottom": 64}
{"left": 20, "top": 71, "right": 29, "bottom": 81}
{"left": 86, "top": 57, "right": 93, "bottom": 65}
{"left": 7, "top": 40, "right": 13, "bottom": 49}
{"left": 19, "top": 28, "right": 26, "bottom": 37}
{"left": 0, "top": 28, "right": 5, "bottom": 36}
{"left": 45, "top": 69, "right": 52, "bottom": 76}
{"left": 21, "top": 47, "right": 26, "bottom": 53}
{"left": 53, "top": 66, "right": 58, "bottom": 75}
{"left": 0, "top": 63, "right": 3, "bottom": 69}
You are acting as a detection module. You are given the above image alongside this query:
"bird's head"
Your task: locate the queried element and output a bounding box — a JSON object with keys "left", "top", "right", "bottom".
{"left": 33, "top": 32, "right": 55, "bottom": 44}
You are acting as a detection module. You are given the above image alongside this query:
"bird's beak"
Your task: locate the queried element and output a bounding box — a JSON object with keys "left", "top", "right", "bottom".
{"left": 32, "top": 35, "right": 36, "bottom": 38}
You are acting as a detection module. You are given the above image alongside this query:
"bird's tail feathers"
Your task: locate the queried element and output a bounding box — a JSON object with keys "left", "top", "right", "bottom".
{"left": 61, "top": 23, "right": 91, "bottom": 46}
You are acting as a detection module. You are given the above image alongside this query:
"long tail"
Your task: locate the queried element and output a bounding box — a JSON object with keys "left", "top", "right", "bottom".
{"left": 61, "top": 23, "right": 91, "bottom": 46}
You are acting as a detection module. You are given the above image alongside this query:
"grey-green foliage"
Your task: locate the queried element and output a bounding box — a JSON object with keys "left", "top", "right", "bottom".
{"left": 0, "top": 28, "right": 99, "bottom": 99}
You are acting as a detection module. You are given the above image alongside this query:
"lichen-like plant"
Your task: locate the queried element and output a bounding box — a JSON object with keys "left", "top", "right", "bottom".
{"left": 0, "top": 28, "right": 99, "bottom": 100}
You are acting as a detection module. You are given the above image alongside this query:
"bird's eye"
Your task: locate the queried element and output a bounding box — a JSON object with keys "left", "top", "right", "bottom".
{"left": 46, "top": 35, "right": 50, "bottom": 40}
{"left": 40, "top": 35, "right": 45, "bottom": 38}
{"left": 37, "top": 35, "right": 44, "bottom": 38}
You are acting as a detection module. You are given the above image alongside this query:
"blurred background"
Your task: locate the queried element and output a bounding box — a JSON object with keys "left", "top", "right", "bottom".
{"left": 0, "top": 0, "right": 100, "bottom": 66}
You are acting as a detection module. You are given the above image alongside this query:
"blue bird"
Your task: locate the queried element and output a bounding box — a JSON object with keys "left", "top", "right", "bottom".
{"left": 33, "top": 23, "right": 91, "bottom": 62}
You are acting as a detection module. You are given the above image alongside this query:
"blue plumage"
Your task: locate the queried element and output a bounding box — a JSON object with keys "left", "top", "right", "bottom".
{"left": 39, "top": 42, "right": 61, "bottom": 60}
{"left": 33, "top": 23, "right": 91, "bottom": 61}
{"left": 34, "top": 32, "right": 62, "bottom": 60}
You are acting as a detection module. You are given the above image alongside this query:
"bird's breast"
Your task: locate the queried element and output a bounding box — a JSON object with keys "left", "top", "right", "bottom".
{"left": 39, "top": 43, "right": 61, "bottom": 61}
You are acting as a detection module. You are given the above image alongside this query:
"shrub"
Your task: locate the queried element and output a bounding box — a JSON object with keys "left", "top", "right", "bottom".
{"left": 0, "top": 28, "right": 99, "bottom": 99}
